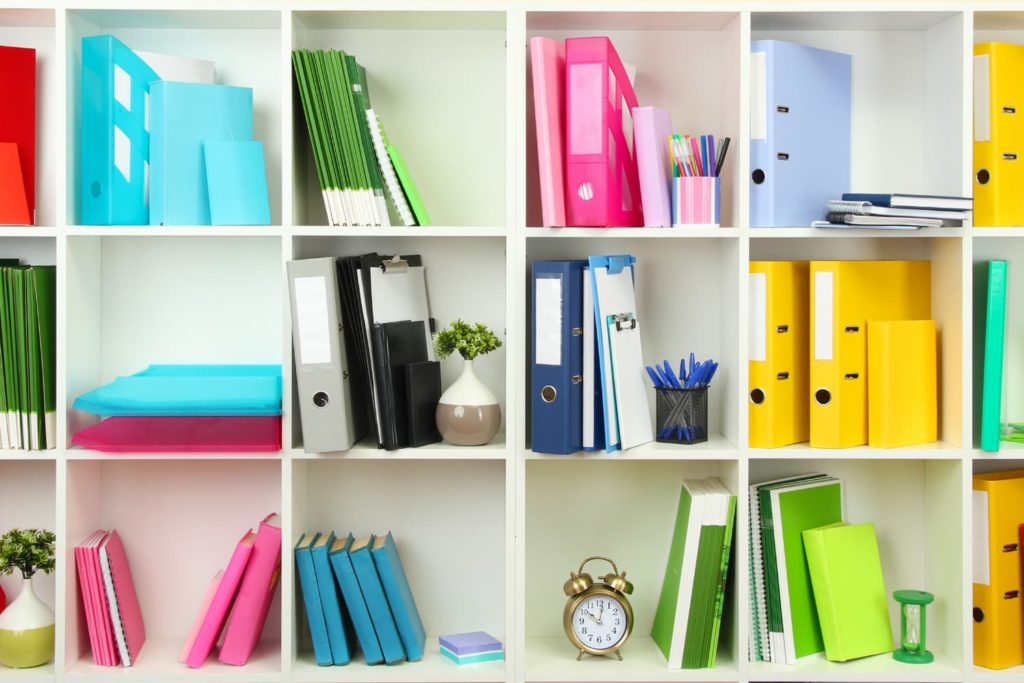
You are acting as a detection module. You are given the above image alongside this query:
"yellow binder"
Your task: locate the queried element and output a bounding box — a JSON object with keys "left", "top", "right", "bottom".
{"left": 974, "top": 42, "right": 1024, "bottom": 227}
{"left": 973, "top": 470, "right": 1024, "bottom": 670}
{"left": 809, "top": 260, "right": 930, "bottom": 448}
{"left": 867, "top": 320, "right": 937, "bottom": 448}
{"left": 748, "top": 261, "right": 809, "bottom": 448}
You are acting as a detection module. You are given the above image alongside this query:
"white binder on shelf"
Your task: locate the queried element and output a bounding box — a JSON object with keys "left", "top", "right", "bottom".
{"left": 583, "top": 269, "right": 598, "bottom": 451}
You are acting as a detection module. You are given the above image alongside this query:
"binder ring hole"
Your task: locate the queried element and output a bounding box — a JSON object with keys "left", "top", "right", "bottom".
{"left": 752, "top": 169, "right": 766, "bottom": 185}
{"left": 973, "top": 608, "right": 984, "bottom": 623}
{"left": 750, "top": 388, "right": 765, "bottom": 405}
{"left": 541, "top": 385, "right": 557, "bottom": 403}
{"left": 815, "top": 388, "right": 832, "bottom": 406}
{"left": 978, "top": 169, "right": 991, "bottom": 185}
{"left": 312, "top": 391, "right": 330, "bottom": 408}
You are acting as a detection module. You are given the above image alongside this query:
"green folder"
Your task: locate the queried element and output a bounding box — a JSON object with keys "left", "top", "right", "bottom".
{"left": 387, "top": 143, "right": 430, "bottom": 226}
{"left": 802, "top": 522, "right": 894, "bottom": 662}
{"left": 980, "top": 260, "right": 1008, "bottom": 451}
{"left": 30, "top": 267, "right": 55, "bottom": 449}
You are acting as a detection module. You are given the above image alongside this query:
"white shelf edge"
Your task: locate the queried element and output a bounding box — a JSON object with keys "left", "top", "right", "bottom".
{"left": 748, "top": 227, "right": 966, "bottom": 239}
{"left": 65, "top": 226, "right": 285, "bottom": 237}
{"left": 526, "top": 227, "right": 738, "bottom": 239}
{"left": 291, "top": 226, "right": 508, "bottom": 238}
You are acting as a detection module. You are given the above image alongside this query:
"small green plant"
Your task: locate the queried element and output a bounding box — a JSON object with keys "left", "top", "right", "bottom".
{"left": 0, "top": 528, "right": 55, "bottom": 579}
{"left": 434, "top": 320, "right": 503, "bottom": 361}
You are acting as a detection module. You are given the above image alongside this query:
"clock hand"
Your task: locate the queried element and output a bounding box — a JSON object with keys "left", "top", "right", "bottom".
{"left": 585, "top": 610, "right": 598, "bottom": 623}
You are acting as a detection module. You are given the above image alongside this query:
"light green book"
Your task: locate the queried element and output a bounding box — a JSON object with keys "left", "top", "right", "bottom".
{"left": 802, "top": 522, "right": 893, "bottom": 662}
{"left": 386, "top": 143, "right": 430, "bottom": 226}
{"left": 979, "top": 260, "right": 1008, "bottom": 451}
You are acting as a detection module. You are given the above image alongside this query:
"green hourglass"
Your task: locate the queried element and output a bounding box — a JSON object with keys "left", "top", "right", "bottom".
{"left": 893, "top": 590, "right": 934, "bottom": 664}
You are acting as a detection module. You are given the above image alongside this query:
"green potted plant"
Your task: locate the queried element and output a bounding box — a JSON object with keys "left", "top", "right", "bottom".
{"left": 434, "top": 320, "right": 503, "bottom": 446}
{"left": 0, "top": 528, "right": 55, "bottom": 668}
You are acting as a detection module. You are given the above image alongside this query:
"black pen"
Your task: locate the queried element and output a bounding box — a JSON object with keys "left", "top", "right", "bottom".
{"left": 715, "top": 137, "right": 731, "bottom": 176}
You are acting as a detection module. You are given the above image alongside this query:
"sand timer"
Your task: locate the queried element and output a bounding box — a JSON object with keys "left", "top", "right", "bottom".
{"left": 893, "top": 590, "right": 934, "bottom": 664}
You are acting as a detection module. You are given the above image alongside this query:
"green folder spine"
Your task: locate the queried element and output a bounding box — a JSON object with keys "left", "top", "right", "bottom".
{"left": 651, "top": 483, "right": 694, "bottom": 662}
{"left": 981, "top": 260, "right": 1008, "bottom": 451}
{"left": 707, "top": 495, "right": 736, "bottom": 668}
{"left": 31, "top": 267, "right": 56, "bottom": 449}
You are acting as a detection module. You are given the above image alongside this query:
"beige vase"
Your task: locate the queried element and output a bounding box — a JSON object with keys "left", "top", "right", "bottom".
{"left": 0, "top": 577, "right": 54, "bottom": 668}
{"left": 436, "top": 359, "right": 501, "bottom": 446}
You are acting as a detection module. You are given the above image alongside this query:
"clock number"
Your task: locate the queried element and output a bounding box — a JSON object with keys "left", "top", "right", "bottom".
{"left": 581, "top": 627, "right": 587, "bottom": 635}
{"left": 597, "top": 636, "right": 602, "bottom": 644}
{"left": 578, "top": 617, "right": 584, "bottom": 625}
{"left": 615, "top": 618, "right": 621, "bottom": 625}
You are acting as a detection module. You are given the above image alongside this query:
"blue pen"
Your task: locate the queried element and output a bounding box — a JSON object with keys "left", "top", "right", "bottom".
{"left": 704, "top": 361, "right": 719, "bottom": 386}
{"left": 646, "top": 366, "right": 664, "bottom": 388}
{"left": 662, "top": 360, "right": 682, "bottom": 389}
{"left": 689, "top": 352, "right": 696, "bottom": 380}
{"left": 655, "top": 364, "right": 675, "bottom": 388}
{"left": 700, "top": 135, "right": 709, "bottom": 176}
{"left": 679, "top": 358, "right": 687, "bottom": 383}
{"left": 708, "top": 134, "right": 717, "bottom": 178}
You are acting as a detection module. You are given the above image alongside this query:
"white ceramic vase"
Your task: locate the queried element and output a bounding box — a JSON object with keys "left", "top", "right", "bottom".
{"left": 436, "top": 359, "right": 501, "bottom": 446}
{"left": 0, "top": 577, "right": 54, "bottom": 668}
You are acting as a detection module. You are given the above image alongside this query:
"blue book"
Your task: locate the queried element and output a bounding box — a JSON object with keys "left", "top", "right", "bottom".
{"left": 841, "top": 193, "right": 972, "bottom": 212}
{"left": 329, "top": 534, "right": 384, "bottom": 665}
{"left": 204, "top": 140, "right": 271, "bottom": 225}
{"left": 310, "top": 532, "right": 350, "bottom": 665}
{"left": 149, "top": 81, "right": 253, "bottom": 225}
{"left": 750, "top": 40, "right": 851, "bottom": 227}
{"left": 295, "top": 533, "right": 332, "bottom": 666}
{"left": 370, "top": 532, "right": 425, "bottom": 662}
{"left": 349, "top": 536, "right": 405, "bottom": 663}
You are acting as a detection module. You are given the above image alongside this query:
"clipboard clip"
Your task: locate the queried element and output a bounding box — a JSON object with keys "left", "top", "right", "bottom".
{"left": 381, "top": 255, "right": 409, "bottom": 274}
{"left": 610, "top": 312, "right": 637, "bottom": 331}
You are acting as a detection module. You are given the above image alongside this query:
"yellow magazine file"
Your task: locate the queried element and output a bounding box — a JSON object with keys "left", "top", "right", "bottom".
{"left": 749, "top": 261, "right": 809, "bottom": 448}
{"left": 867, "top": 320, "right": 937, "bottom": 448}
{"left": 974, "top": 470, "right": 1024, "bottom": 669}
{"left": 975, "top": 43, "right": 1024, "bottom": 227}
{"left": 809, "top": 261, "right": 930, "bottom": 448}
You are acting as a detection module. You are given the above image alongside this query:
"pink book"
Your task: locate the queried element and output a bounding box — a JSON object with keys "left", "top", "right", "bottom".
{"left": 633, "top": 106, "right": 673, "bottom": 227}
{"left": 76, "top": 531, "right": 113, "bottom": 666}
{"left": 180, "top": 570, "right": 224, "bottom": 663}
{"left": 99, "top": 530, "right": 146, "bottom": 667}
{"left": 530, "top": 37, "right": 566, "bottom": 227}
{"left": 186, "top": 531, "right": 256, "bottom": 668}
{"left": 564, "top": 36, "right": 643, "bottom": 227}
{"left": 81, "top": 531, "right": 118, "bottom": 666}
{"left": 218, "top": 514, "right": 281, "bottom": 666}
{"left": 72, "top": 416, "right": 282, "bottom": 452}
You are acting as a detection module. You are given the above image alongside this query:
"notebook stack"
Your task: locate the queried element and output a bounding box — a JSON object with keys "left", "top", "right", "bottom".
{"left": 439, "top": 632, "right": 503, "bottom": 665}
{"left": 651, "top": 478, "right": 737, "bottom": 669}
{"left": 295, "top": 531, "right": 424, "bottom": 666}
{"left": 812, "top": 193, "right": 972, "bottom": 231}
{"left": 75, "top": 530, "right": 145, "bottom": 667}
{"left": 70, "top": 364, "right": 282, "bottom": 452}
{"left": 0, "top": 263, "right": 55, "bottom": 450}
{"left": 181, "top": 514, "right": 282, "bottom": 668}
{"left": 292, "top": 49, "right": 429, "bottom": 227}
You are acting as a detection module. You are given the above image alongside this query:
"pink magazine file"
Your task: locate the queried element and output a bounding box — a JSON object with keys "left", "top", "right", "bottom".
{"left": 85, "top": 532, "right": 118, "bottom": 666}
{"left": 99, "top": 530, "right": 146, "bottom": 667}
{"left": 180, "top": 570, "right": 224, "bottom": 663}
{"left": 633, "top": 106, "right": 673, "bottom": 227}
{"left": 72, "top": 416, "right": 282, "bottom": 453}
{"left": 564, "top": 36, "right": 643, "bottom": 227}
{"left": 186, "top": 531, "right": 255, "bottom": 668}
{"left": 530, "top": 37, "right": 566, "bottom": 227}
{"left": 218, "top": 514, "right": 282, "bottom": 666}
{"left": 672, "top": 176, "right": 721, "bottom": 226}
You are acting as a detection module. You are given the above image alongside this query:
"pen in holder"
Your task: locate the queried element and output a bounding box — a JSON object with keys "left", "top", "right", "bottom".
{"left": 672, "top": 176, "right": 720, "bottom": 226}
{"left": 655, "top": 386, "right": 709, "bottom": 445}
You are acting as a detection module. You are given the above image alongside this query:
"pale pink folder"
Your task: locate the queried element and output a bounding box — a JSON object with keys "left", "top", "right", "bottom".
{"left": 565, "top": 36, "right": 643, "bottom": 227}
{"left": 633, "top": 106, "right": 673, "bottom": 227}
{"left": 180, "top": 570, "right": 225, "bottom": 662}
{"left": 186, "top": 531, "right": 255, "bottom": 668}
{"left": 99, "top": 530, "right": 146, "bottom": 667}
{"left": 218, "top": 514, "right": 282, "bottom": 666}
{"left": 530, "top": 37, "right": 566, "bottom": 227}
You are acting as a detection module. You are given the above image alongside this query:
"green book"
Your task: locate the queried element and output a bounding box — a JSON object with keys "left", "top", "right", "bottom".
{"left": 980, "top": 260, "right": 1008, "bottom": 451}
{"left": 24, "top": 267, "right": 42, "bottom": 449}
{"left": 29, "top": 267, "right": 55, "bottom": 449}
{"left": 385, "top": 140, "right": 430, "bottom": 226}
{"left": 707, "top": 494, "right": 736, "bottom": 668}
{"left": 345, "top": 54, "right": 387, "bottom": 225}
{"left": 11, "top": 268, "right": 27, "bottom": 448}
{"left": 293, "top": 49, "right": 337, "bottom": 224}
{"left": 802, "top": 522, "right": 894, "bottom": 662}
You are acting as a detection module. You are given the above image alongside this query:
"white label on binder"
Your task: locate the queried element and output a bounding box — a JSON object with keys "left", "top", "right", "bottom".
{"left": 973, "top": 490, "right": 990, "bottom": 585}
{"left": 750, "top": 273, "right": 767, "bottom": 362}
{"left": 536, "top": 277, "right": 563, "bottom": 366}
{"left": 814, "top": 272, "right": 834, "bottom": 361}
{"left": 974, "top": 55, "right": 991, "bottom": 143}
{"left": 294, "top": 276, "right": 332, "bottom": 365}
{"left": 751, "top": 51, "right": 767, "bottom": 141}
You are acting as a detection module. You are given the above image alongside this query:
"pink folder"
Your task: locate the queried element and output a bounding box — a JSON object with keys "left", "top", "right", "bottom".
{"left": 71, "top": 416, "right": 282, "bottom": 452}
{"left": 76, "top": 531, "right": 117, "bottom": 666}
{"left": 180, "top": 570, "right": 224, "bottom": 663}
{"left": 218, "top": 514, "right": 281, "bottom": 666}
{"left": 565, "top": 36, "right": 643, "bottom": 227}
{"left": 187, "top": 531, "right": 255, "bottom": 668}
{"left": 633, "top": 106, "right": 673, "bottom": 227}
{"left": 530, "top": 37, "right": 566, "bottom": 227}
{"left": 88, "top": 534, "right": 118, "bottom": 666}
{"left": 99, "top": 531, "right": 146, "bottom": 667}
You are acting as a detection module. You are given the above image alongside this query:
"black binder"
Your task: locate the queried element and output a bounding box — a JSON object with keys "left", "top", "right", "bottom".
{"left": 406, "top": 361, "right": 442, "bottom": 447}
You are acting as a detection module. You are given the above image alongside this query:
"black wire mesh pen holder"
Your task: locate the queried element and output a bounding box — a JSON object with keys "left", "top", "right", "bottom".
{"left": 655, "top": 387, "right": 709, "bottom": 445}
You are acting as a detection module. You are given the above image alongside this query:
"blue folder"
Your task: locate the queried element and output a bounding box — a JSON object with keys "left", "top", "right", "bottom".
{"left": 371, "top": 532, "right": 425, "bottom": 662}
{"left": 295, "top": 534, "right": 332, "bottom": 666}
{"left": 80, "top": 35, "right": 158, "bottom": 225}
{"left": 150, "top": 81, "right": 253, "bottom": 225}
{"left": 310, "top": 532, "right": 351, "bottom": 665}
{"left": 531, "top": 260, "right": 586, "bottom": 455}
{"left": 749, "top": 40, "right": 851, "bottom": 227}
{"left": 329, "top": 534, "right": 385, "bottom": 665}
{"left": 349, "top": 536, "right": 405, "bottom": 664}
{"left": 204, "top": 140, "right": 271, "bottom": 226}
{"left": 73, "top": 364, "right": 282, "bottom": 416}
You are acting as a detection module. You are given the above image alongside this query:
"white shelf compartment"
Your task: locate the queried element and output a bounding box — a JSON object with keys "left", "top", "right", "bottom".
{"left": 525, "top": 460, "right": 742, "bottom": 680}
{"left": 65, "top": 9, "right": 284, "bottom": 225}
{"left": 64, "top": 459, "right": 283, "bottom": 678}
{"left": 525, "top": 11, "right": 742, "bottom": 229}
{"left": 291, "top": 10, "right": 507, "bottom": 228}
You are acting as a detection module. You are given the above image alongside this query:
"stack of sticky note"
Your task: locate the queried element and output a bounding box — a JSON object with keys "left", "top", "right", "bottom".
{"left": 439, "top": 632, "right": 503, "bottom": 665}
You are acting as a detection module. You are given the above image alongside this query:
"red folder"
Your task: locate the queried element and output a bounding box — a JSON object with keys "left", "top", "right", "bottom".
{"left": 0, "top": 46, "right": 35, "bottom": 224}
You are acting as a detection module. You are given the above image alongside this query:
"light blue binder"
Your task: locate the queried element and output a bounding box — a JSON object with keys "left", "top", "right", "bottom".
{"left": 329, "top": 534, "right": 385, "bottom": 665}
{"left": 295, "top": 534, "right": 332, "bottom": 666}
{"left": 310, "top": 532, "right": 351, "bottom": 665}
{"left": 370, "top": 532, "right": 425, "bottom": 662}
{"left": 349, "top": 536, "right": 406, "bottom": 664}
{"left": 150, "top": 81, "right": 253, "bottom": 225}
{"left": 750, "top": 40, "right": 852, "bottom": 227}
{"left": 80, "top": 35, "right": 158, "bottom": 225}
{"left": 204, "top": 140, "right": 271, "bottom": 226}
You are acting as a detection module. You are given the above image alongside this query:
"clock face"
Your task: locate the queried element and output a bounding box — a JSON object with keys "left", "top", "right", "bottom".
{"left": 571, "top": 593, "right": 628, "bottom": 651}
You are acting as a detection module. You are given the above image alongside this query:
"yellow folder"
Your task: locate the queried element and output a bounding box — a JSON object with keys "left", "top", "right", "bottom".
{"left": 974, "top": 470, "right": 1024, "bottom": 670}
{"left": 809, "top": 261, "right": 931, "bottom": 448}
{"left": 974, "top": 42, "right": 1024, "bottom": 227}
{"left": 748, "top": 261, "right": 809, "bottom": 448}
{"left": 867, "top": 320, "right": 937, "bottom": 448}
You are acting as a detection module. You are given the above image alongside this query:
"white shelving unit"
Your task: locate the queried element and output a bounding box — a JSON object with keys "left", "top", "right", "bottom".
{"left": 0, "top": 2, "right": 1019, "bottom": 683}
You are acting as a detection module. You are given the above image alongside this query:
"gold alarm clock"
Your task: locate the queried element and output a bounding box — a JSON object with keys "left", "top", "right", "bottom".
{"left": 562, "top": 556, "right": 634, "bottom": 660}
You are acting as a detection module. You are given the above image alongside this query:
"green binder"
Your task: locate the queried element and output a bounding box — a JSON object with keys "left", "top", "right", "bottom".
{"left": 980, "top": 260, "right": 1008, "bottom": 451}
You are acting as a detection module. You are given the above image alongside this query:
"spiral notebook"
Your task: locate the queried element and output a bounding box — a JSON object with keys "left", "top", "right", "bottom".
{"left": 99, "top": 530, "right": 146, "bottom": 667}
